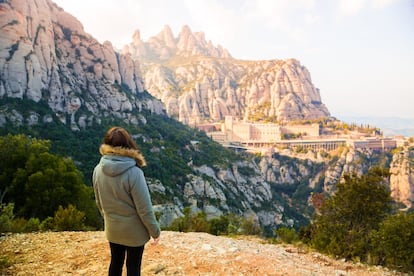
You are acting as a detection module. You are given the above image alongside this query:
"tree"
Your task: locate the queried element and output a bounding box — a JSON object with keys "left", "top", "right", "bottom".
{"left": 369, "top": 212, "right": 414, "bottom": 272}
{"left": 310, "top": 167, "right": 393, "bottom": 260}
{"left": 0, "top": 134, "right": 99, "bottom": 227}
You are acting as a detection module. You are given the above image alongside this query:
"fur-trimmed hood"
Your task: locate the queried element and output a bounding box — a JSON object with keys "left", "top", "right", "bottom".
{"left": 100, "top": 144, "right": 146, "bottom": 167}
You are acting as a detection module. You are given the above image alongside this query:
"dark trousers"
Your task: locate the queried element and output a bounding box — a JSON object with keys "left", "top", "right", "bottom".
{"left": 108, "top": 242, "right": 145, "bottom": 276}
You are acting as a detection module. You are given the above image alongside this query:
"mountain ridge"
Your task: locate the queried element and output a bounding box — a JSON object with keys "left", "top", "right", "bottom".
{"left": 122, "top": 24, "right": 232, "bottom": 61}
{"left": 1, "top": 0, "right": 413, "bottom": 233}
{"left": 122, "top": 26, "right": 330, "bottom": 125}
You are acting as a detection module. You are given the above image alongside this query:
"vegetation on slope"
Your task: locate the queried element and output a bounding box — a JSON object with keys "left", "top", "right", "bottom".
{"left": 304, "top": 167, "right": 414, "bottom": 272}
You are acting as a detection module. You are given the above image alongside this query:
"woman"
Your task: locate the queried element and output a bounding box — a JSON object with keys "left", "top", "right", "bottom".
{"left": 93, "top": 126, "right": 160, "bottom": 276}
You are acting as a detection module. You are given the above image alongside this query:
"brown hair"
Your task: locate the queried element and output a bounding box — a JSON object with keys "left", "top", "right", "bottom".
{"left": 103, "top": 126, "right": 138, "bottom": 150}
{"left": 101, "top": 126, "right": 146, "bottom": 167}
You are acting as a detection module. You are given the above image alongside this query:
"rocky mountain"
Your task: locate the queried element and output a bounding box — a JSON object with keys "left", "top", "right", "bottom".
{"left": 0, "top": 0, "right": 412, "bottom": 232}
{"left": 0, "top": 0, "right": 316, "bottom": 229}
{"left": 123, "top": 25, "right": 232, "bottom": 61}
{"left": 122, "top": 25, "right": 330, "bottom": 125}
{"left": 0, "top": 0, "right": 164, "bottom": 131}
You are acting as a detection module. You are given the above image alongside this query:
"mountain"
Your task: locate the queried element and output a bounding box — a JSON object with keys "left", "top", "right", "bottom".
{"left": 0, "top": 0, "right": 164, "bottom": 131}
{"left": 122, "top": 25, "right": 330, "bottom": 125}
{"left": 0, "top": 0, "right": 413, "bottom": 231}
{"left": 123, "top": 25, "right": 232, "bottom": 61}
{"left": 0, "top": 0, "right": 316, "bottom": 229}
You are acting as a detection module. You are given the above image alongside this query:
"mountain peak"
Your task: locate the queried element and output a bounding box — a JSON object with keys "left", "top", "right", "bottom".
{"left": 126, "top": 25, "right": 232, "bottom": 61}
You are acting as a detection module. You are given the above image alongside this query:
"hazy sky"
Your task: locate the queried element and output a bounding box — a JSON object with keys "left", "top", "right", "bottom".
{"left": 53, "top": 0, "right": 414, "bottom": 120}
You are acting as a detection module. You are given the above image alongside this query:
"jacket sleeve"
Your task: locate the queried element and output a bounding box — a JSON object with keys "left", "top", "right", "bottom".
{"left": 129, "top": 167, "right": 161, "bottom": 239}
{"left": 92, "top": 166, "right": 103, "bottom": 216}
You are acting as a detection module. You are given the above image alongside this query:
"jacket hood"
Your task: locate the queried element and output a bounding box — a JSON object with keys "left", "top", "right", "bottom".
{"left": 100, "top": 155, "right": 136, "bottom": 177}
{"left": 100, "top": 144, "right": 146, "bottom": 167}
{"left": 99, "top": 144, "right": 147, "bottom": 177}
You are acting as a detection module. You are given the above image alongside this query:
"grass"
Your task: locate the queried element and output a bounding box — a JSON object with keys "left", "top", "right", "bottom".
{"left": 0, "top": 254, "right": 13, "bottom": 273}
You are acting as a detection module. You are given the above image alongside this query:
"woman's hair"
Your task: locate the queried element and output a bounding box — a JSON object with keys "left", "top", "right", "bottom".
{"left": 103, "top": 126, "right": 138, "bottom": 150}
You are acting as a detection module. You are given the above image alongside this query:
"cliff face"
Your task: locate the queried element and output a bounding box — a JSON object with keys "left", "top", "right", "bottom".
{"left": 123, "top": 25, "right": 232, "bottom": 61}
{"left": 0, "top": 0, "right": 164, "bottom": 130}
{"left": 389, "top": 147, "right": 414, "bottom": 209}
{"left": 123, "top": 25, "right": 330, "bottom": 125}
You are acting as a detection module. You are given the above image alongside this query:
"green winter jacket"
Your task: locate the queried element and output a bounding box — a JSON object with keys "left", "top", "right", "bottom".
{"left": 93, "top": 144, "right": 160, "bottom": 247}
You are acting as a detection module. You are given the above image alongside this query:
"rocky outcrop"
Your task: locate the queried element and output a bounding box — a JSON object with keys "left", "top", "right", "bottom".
{"left": 389, "top": 147, "right": 414, "bottom": 209}
{"left": 319, "top": 145, "right": 414, "bottom": 208}
{"left": 123, "top": 26, "right": 330, "bottom": 125}
{"left": 0, "top": 0, "right": 164, "bottom": 130}
{"left": 122, "top": 25, "right": 231, "bottom": 61}
{"left": 151, "top": 151, "right": 330, "bottom": 228}
{"left": 322, "top": 147, "right": 369, "bottom": 193}
{"left": 151, "top": 160, "right": 286, "bottom": 228}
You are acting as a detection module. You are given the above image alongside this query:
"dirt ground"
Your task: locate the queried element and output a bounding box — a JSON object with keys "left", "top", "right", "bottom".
{"left": 0, "top": 231, "right": 406, "bottom": 275}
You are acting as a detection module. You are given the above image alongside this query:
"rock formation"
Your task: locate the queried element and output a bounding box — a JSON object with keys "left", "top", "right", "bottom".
{"left": 389, "top": 147, "right": 414, "bottom": 209}
{"left": 1, "top": 0, "right": 411, "bottom": 225}
{"left": 122, "top": 25, "right": 231, "bottom": 61}
{"left": 123, "top": 26, "right": 330, "bottom": 125}
{"left": 0, "top": 0, "right": 164, "bottom": 130}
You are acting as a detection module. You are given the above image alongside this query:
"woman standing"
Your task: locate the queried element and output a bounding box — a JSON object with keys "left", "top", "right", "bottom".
{"left": 93, "top": 126, "right": 160, "bottom": 276}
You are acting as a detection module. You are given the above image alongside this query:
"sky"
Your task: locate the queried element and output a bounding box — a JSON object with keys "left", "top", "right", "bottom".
{"left": 52, "top": 0, "right": 414, "bottom": 121}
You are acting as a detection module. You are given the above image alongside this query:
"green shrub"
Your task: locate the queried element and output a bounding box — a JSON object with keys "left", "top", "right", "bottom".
{"left": 208, "top": 215, "right": 229, "bottom": 235}
{"left": 0, "top": 203, "right": 14, "bottom": 233}
{"left": 0, "top": 256, "right": 12, "bottom": 272}
{"left": 25, "top": 218, "right": 40, "bottom": 232}
{"left": 53, "top": 204, "right": 85, "bottom": 231}
{"left": 168, "top": 208, "right": 209, "bottom": 233}
{"left": 369, "top": 212, "right": 414, "bottom": 272}
{"left": 225, "top": 213, "right": 242, "bottom": 235}
{"left": 0, "top": 203, "right": 39, "bottom": 233}
{"left": 168, "top": 207, "right": 191, "bottom": 232}
{"left": 310, "top": 168, "right": 392, "bottom": 260}
{"left": 189, "top": 212, "right": 209, "bottom": 232}
{"left": 275, "top": 227, "right": 298, "bottom": 244}
{"left": 11, "top": 218, "right": 27, "bottom": 233}
{"left": 240, "top": 215, "right": 261, "bottom": 235}
{"left": 40, "top": 216, "right": 54, "bottom": 231}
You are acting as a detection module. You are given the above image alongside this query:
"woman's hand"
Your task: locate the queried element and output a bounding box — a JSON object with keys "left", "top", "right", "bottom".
{"left": 152, "top": 237, "right": 160, "bottom": 245}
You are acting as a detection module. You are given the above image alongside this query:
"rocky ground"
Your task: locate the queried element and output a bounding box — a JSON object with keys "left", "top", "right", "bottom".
{"left": 0, "top": 231, "right": 407, "bottom": 276}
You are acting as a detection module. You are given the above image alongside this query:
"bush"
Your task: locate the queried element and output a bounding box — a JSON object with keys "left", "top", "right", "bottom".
{"left": 189, "top": 212, "right": 209, "bottom": 232}
{"left": 168, "top": 209, "right": 258, "bottom": 236}
{"left": 369, "top": 212, "right": 414, "bottom": 272}
{"left": 53, "top": 205, "right": 85, "bottom": 231}
{"left": 275, "top": 227, "right": 298, "bottom": 244}
{"left": 0, "top": 256, "right": 12, "bottom": 272}
{"left": 40, "top": 217, "right": 54, "bottom": 231}
{"left": 25, "top": 218, "right": 40, "bottom": 232}
{"left": 209, "top": 215, "right": 230, "bottom": 235}
{"left": 168, "top": 208, "right": 209, "bottom": 233}
{"left": 240, "top": 215, "right": 261, "bottom": 235}
{"left": 0, "top": 203, "right": 40, "bottom": 233}
{"left": 310, "top": 168, "right": 393, "bottom": 260}
{"left": 11, "top": 218, "right": 27, "bottom": 233}
{"left": 0, "top": 203, "right": 14, "bottom": 233}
